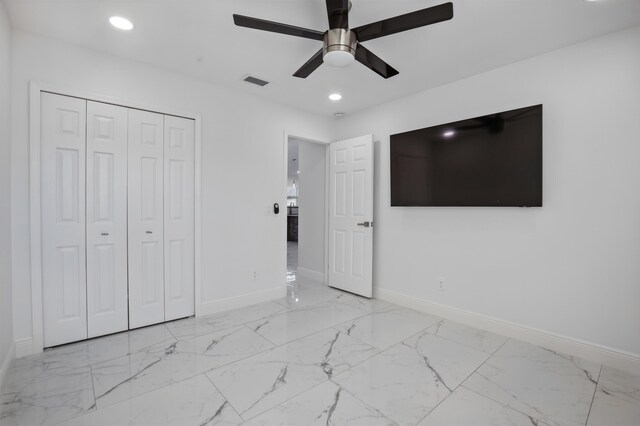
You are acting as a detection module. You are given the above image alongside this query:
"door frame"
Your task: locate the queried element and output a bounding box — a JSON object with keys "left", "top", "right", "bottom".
{"left": 28, "top": 81, "right": 203, "bottom": 355}
{"left": 283, "top": 131, "right": 331, "bottom": 285}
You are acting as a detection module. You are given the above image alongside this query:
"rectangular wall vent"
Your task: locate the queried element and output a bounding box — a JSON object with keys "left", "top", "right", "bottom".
{"left": 243, "top": 75, "right": 269, "bottom": 87}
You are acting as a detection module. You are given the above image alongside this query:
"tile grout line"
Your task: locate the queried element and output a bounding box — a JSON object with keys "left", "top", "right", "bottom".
{"left": 460, "top": 385, "right": 548, "bottom": 425}
{"left": 89, "top": 364, "right": 97, "bottom": 412}
{"left": 457, "top": 337, "right": 510, "bottom": 389}
{"left": 584, "top": 364, "right": 603, "bottom": 426}
{"left": 167, "top": 319, "right": 251, "bottom": 342}
{"left": 412, "top": 336, "right": 511, "bottom": 426}
{"left": 330, "top": 378, "right": 403, "bottom": 425}
{"left": 238, "top": 378, "right": 333, "bottom": 422}
{"left": 241, "top": 323, "right": 278, "bottom": 347}
{"left": 203, "top": 372, "right": 244, "bottom": 421}
{"left": 164, "top": 321, "right": 182, "bottom": 341}
{"left": 336, "top": 383, "right": 402, "bottom": 425}
{"left": 92, "top": 363, "right": 194, "bottom": 408}
{"left": 113, "top": 371, "right": 252, "bottom": 417}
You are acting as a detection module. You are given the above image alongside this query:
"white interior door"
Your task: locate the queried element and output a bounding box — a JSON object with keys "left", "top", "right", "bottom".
{"left": 128, "top": 109, "right": 165, "bottom": 328}
{"left": 41, "top": 92, "right": 88, "bottom": 347}
{"left": 163, "top": 115, "right": 195, "bottom": 321}
{"left": 86, "top": 101, "right": 129, "bottom": 337}
{"left": 328, "top": 135, "right": 374, "bottom": 298}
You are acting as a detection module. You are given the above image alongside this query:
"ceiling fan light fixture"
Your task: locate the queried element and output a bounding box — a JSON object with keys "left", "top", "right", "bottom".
{"left": 324, "top": 50, "right": 355, "bottom": 68}
{"left": 323, "top": 29, "right": 357, "bottom": 68}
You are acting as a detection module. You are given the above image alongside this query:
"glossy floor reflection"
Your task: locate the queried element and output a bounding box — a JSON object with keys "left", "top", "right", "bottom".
{"left": 1, "top": 275, "right": 638, "bottom": 426}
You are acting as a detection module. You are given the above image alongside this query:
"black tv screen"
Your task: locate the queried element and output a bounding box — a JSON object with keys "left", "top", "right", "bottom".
{"left": 390, "top": 104, "right": 542, "bottom": 207}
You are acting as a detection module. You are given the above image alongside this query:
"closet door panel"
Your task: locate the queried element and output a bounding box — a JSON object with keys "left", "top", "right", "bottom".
{"left": 41, "top": 93, "right": 88, "bottom": 347}
{"left": 128, "top": 109, "right": 165, "bottom": 328}
{"left": 86, "top": 101, "right": 128, "bottom": 338}
{"left": 164, "top": 116, "right": 195, "bottom": 321}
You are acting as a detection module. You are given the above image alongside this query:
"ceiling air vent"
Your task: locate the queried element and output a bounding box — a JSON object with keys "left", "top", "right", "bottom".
{"left": 242, "top": 75, "right": 269, "bottom": 87}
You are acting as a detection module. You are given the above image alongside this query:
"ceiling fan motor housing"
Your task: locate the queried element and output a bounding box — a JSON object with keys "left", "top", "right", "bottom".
{"left": 323, "top": 28, "right": 357, "bottom": 66}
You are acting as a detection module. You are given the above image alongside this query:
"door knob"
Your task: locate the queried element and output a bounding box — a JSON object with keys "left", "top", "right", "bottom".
{"left": 357, "top": 221, "right": 371, "bottom": 228}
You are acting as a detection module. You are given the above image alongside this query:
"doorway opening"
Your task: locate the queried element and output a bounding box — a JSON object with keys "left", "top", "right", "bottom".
{"left": 286, "top": 136, "right": 328, "bottom": 290}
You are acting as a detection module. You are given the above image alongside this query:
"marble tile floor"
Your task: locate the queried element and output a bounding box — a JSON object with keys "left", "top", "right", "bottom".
{"left": 1, "top": 276, "right": 639, "bottom": 426}
{"left": 286, "top": 241, "right": 298, "bottom": 271}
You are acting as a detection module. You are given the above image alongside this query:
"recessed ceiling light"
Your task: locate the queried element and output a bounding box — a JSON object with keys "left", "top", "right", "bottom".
{"left": 109, "top": 16, "right": 134, "bottom": 31}
{"left": 329, "top": 93, "right": 342, "bottom": 101}
{"left": 443, "top": 130, "right": 456, "bottom": 138}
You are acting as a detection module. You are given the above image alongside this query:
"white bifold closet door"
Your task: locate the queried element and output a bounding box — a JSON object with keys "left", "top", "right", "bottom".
{"left": 41, "top": 93, "right": 196, "bottom": 345}
{"left": 164, "top": 116, "right": 195, "bottom": 321}
{"left": 128, "top": 109, "right": 165, "bottom": 329}
{"left": 41, "top": 93, "right": 88, "bottom": 347}
{"left": 86, "top": 101, "right": 129, "bottom": 338}
{"left": 128, "top": 111, "right": 195, "bottom": 327}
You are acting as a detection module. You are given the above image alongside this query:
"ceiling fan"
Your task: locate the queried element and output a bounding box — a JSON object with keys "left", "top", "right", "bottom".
{"left": 233, "top": 1, "right": 454, "bottom": 79}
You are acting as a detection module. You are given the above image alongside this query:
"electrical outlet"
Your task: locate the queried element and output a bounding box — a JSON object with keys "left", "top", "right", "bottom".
{"left": 438, "top": 277, "right": 445, "bottom": 291}
{"left": 253, "top": 271, "right": 258, "bottom": 281}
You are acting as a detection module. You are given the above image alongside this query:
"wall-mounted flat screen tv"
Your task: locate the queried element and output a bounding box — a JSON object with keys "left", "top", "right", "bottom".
{"left": 390, "top": 104, "right": 542, "bottom": 207}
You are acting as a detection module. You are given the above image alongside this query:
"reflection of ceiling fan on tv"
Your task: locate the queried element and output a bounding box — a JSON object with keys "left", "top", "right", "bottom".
{"left": 233, "top": 0, "right": 454, "bottom": 79}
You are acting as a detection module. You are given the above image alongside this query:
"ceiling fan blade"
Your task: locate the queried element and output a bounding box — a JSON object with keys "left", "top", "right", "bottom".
{"left": 293, "top": 49, "right": 324, "bottom": 78}
{"left": 352, "top": 2, "right": 453, "bottom": 43}
{"left": 233, "top": 14, "right": 324, "bottom": 41}
{"left": 355, "top": 44, "right": 399, "bottom": 79}
{"left": 325, "top": 0, "right": 349, "bottom": 29}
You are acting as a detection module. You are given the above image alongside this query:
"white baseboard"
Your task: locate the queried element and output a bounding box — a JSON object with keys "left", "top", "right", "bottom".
{"left": 14, "top": 338, "right": 34, "bottom": 358}
{"left": 199, "top": 286, "right": 286, "bottom": 317}
{"left": 296, "top": 267, "right": 325, "bottom": 283}
{"left": 376, "top": 288, "right": 640, "bottom": 375}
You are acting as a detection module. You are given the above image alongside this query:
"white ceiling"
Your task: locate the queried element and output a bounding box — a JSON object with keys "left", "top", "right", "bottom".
{"left": 6, "top": 0, "right": 640, "bottom": 116}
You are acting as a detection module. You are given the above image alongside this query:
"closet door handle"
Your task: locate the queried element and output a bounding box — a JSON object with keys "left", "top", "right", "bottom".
{"left": 145, "top": 231, "right": 153, "bottom": 234}
{"left": 100, "top": 232, "right": 109, "bottom": 236}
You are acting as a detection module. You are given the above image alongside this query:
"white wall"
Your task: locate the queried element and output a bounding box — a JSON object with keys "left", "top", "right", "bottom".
{"left": 0, "top": 0, "right": 14, "bottom": 375}
{"left": 10, "top": 31, "right": 331, "bottom": 352}
{"left": 297, "top": 140, "right": 326, "bottom": 280}
{"left": 335, "top": 26, "right": 640, "bottom": 357}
